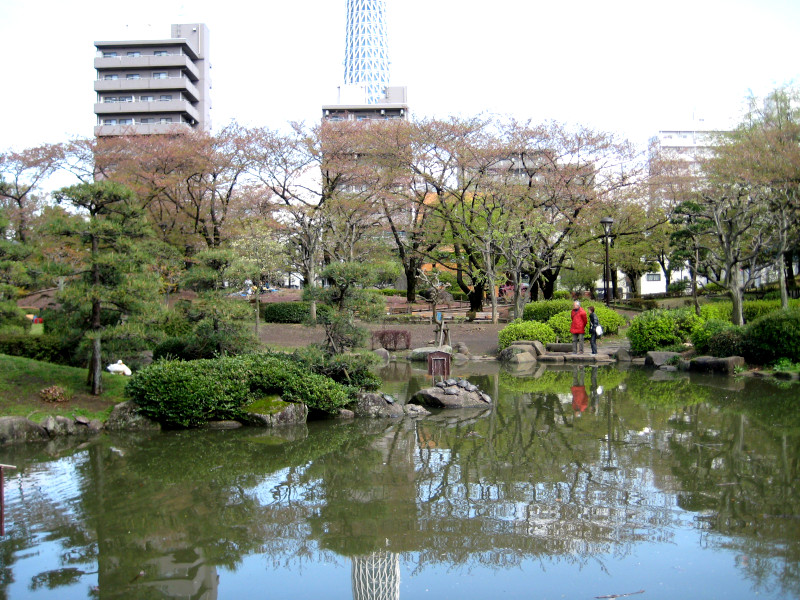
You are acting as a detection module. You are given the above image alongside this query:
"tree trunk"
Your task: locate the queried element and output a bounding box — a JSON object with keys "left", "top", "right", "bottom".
{"left": 778, "top": 255, "right": 789, "bottom": 309}
{"left": 89, "top": 335, "right": 103, "bottom": 396}
{"left": 540, "top": 269, "right": 558, "bottom": 300}
{"left": 404, "top": 261, "right": 418, "bottom": 302}
{"left": 729, "top": 268, "right": 745, "bottom": 326}
{"left": 468, "top": 284, "right": 484, "bottom": 312}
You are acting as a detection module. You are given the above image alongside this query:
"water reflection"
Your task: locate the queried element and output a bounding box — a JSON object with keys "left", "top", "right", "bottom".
{"left": 1, "top": 366, "right": 799, "bottom": 599}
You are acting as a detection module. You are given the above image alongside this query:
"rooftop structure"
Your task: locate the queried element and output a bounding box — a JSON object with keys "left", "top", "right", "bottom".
{"left": 93, "top": 23, "right": 211, "bottom": 136}
{"left": 324, "top": 0, "right": 408, "bottom": 121}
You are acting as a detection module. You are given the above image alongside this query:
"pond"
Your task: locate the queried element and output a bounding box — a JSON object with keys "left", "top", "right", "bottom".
{"left": 1, "top": 362, "right": 799, "bottom": 600}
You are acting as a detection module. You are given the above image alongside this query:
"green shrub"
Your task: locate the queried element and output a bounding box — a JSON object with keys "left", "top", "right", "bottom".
{"left": 626, "top": 310, "right": 685, "bottom": 354}
{"left": 545, "top": 312, "right": 574, "bottom": 343}
{"left": 260, "top": 301, "right": 334, "bottom": 324}
{"left": 707, "top": 327, "right": 746, "bottom": 358}
{"left": 592, "top": 305, "right": 627, "bottom": 335}
{"left": 672, "top": 309, "right": 704, "bottom": 339}
{"left": 377, "top": 288, "right": 405, "bottom": 297}
{"left": 743, "top": 308, "right": 800, "bottom": 364}
{"left": 127, "top": 353, "right": 353, "bottom": 428}
{"left": 625, "top": 298, "right": 659, "bottom": 311}
{"left": 523, "top": 300, "right": 573, "bottom": 322}
{"left": 700, "top": 302, "right": 732, "bottom": 322}
{"left": 288, "top": 346, "right": 381, "bottom": 392}
{"left": 498, "top": 319, "right": 556, "bottom": 349}
{"left": 690, "top": 319, "right": 735, "bottom": 354}
{"left": 551, "top": 290, "right": 571, "bottom": 300}
{"left": 0, "top": 334, "right": 71, "bottom": 364}
{"left": 700, "top": 299, "right": 800, "bottom": 324}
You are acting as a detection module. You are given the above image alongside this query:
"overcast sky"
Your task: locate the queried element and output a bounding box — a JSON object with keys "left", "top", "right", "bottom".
{"left": 2, "top": 0, "right": 799, "bottom": 154}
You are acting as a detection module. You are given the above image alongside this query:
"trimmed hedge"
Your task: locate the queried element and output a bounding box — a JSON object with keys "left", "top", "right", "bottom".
{"left": 498, "top": 319, "right": 556, "bottom": 349}
{"left": 0, "top": 334, "right": 71, "bottom": 365}
{"left": 690, "top": 319, "right": 735, "bottom": 354}
{"left": 523, "top": 301, "right": 626, "bottom": 334}
{"left": 523, "top": 300, "right": 573, "bottom": 323}
{"left": 126, "top": 353, "right": 353, "bottom": 428}
{"left": 260, "top": 301, "right": 334, "bottom": 324}
{"left": 700, "top": 299, "right": 800, "bottom": 324}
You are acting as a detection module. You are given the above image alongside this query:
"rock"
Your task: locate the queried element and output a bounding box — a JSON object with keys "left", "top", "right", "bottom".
{"left": 546, "top": 343, "right": 574, "bottom": 353}
{"left": 614, "top": 348, "right": 632, "bottom": 362}
{"left": 105, "top": 401, "right": 161, "bottom": 432}
{"left": 537, "top": 354, "right": 565, "bottom": 364}
{"left": 206, "top": 420, "right": 243, "bottom": 430}
{"left": 510, "top": 341, "right": 544, "bottom": 356}
{"left": 0, "top": 417, "right": 49, "bottom": 445}
{"left": 246, "top": 402, "right": 308, "bottom": 427}
{"left": 75, "top": 415, "right": 90, "bottom": 426}
{"left": 408, "top": 346, "right": 452, "bottom": 362}
{"left": 404, "top": 404, "right": 431, "bottom": 418}
{"left": 453, "top": 353, "right": 470, "bottom": 363}
{"left": 688, "top": 356, "right": 746, "bottom": 375}
{"left": 498, "top": 345, "right": 537, "bottom": 364}
{"left": 409, "top": 386, "right": 492, "bottom": 409}
{"left": 372, "top": 348, "right": 391, "bottom": 362}
{"left": 453, "top": 342, "right": 470, "bottom": 356}
{"left": 353, "top": 392, "right": 404, "bottom": 418}
{"left": 659, "top": 365, "right": 678, "bottom": 372}
{"left": 645, "top": 351, "right": 681, "bottom": 367}
{"left": 41, "top": 415, "right": 77, "bottom": 436}
{"left": 336, "top": 409, "right": 355, "bottom": 419}
{"left": 88, "top": 420, "right": 104, "bottom": 433}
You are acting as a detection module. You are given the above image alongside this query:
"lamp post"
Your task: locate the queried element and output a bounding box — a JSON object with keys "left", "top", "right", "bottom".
{"left": 600, "top": 217, "right": 614, "bottom": 307}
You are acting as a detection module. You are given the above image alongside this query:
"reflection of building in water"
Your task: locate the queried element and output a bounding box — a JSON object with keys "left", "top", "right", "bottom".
{"left": 142, "top": 547, "right": 218, "bottom": 599}
{"left": 352, "top": 552, "right": 400, "bottom": 600}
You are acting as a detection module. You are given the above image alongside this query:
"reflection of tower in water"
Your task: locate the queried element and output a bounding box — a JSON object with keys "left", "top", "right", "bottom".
{"left": 352, "top": 551, "right": 400, "bottom": 600}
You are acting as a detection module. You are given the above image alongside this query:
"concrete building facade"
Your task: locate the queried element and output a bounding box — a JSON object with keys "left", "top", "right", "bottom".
{"left": 94, "top": 23, "right": 211, "bottom": 136}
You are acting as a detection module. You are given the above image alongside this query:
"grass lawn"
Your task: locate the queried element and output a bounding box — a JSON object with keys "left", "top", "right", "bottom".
{"left": 0, "top": 354, "right": 128, "bottom": 423}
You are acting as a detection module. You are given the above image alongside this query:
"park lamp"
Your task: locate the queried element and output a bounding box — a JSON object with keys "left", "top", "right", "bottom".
{"left": 600, "top": 216, "right": 614, "bottom": 237}
{"left": 600, "top": 217, "right": 614, "bottom": 306}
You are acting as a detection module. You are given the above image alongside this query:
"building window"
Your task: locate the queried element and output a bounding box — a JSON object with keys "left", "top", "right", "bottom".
{"left": 118, "top": 96, "right": 133, "bottom": 102}
{"left": 103, "top": 119, "right": 117, "bottom": 125}
{"left": 103, "top": 51, "right": 117, "bottom": 58}
{"left": 140, "top": 95, "right": 154, "bottom": 102}
{"left": 154, "top": 50, "right": 168, "bottom": 56}
{"left": 159, "top": 117, "right": 173, "bottom": 124}
{"left": 126, "top": 51, "right": 140, "bottom": 57}
{"left": 103, "top": 74, "right": 118, "bottom": 80}
{"left": 140, "top": 118, "right": 154, "bottom": 124}
{"left": 646, "top": 273, "right": 661, "bottom": 281}
{"left": 126, "top": 73, "right": 140, "bottom": 80}
{"left": 153, "top": 72, "right": 167, "bottom": 79}
{"left": 103, "top": 97, "right": 117, "bottom": 103}
{"left": 159, "top": 94, "right": 173, "bottom": 101}
{"left": 118, "top": 118, "right": 133, "bottom": 125}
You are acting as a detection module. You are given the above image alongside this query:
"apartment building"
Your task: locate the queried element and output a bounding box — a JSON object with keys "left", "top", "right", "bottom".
{"left": 93, "top": 23, "right": 211, "bottom": 136}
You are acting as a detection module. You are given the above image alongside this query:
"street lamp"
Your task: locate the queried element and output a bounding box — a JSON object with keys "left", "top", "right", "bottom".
{"left": 600, "top": 217, "right": 614, "bottom": 307}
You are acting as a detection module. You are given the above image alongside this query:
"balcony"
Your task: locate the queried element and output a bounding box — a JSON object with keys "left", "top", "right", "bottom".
{"left": 95, "top": 99, "right": 200, "bottom": 123}
{"left": 94, "top": 122, "right": 194, "bottom": 137}
{"left": 94, "top": 54, "right": 200, "bottom": 81}
{"left": 94, "top": 76, "right": 200, "bottom": 102}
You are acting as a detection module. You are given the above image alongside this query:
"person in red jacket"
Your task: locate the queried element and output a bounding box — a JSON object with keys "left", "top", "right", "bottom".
{"left": 570, "top": 300, "right": 588, "bottom": 354}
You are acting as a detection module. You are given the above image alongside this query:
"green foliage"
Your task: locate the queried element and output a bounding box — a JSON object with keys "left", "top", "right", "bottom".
{"left": 545, "top": 312, "right": 574, "bottom": 343}
{"left": 707, "top": 327, "right": 746, "bottom": 358}
{"left": 625, "top": 298, "right": 659, "bottom": 311}
{"left": 699, "top": 302, "right": 732, "bottom": 322}
{"left": 523, "top": 299, "right": 574, "bottom": 322}
{"left": 260, "top": 301, "right": 334, "bottom": 324}
{"left": 743, "top": 307, "right": 800, "bottom": 364}
{"left": 551, "top": 290, "right": 572, "bottom": 300}
{"left": 691, "top": 318, "right": 735, "bottom": 354}
{"left": 127, "top": 353, "right": 353, "bottom": 427}
{"left": 700, "top": 299, "right": 800, "bottom": 324}
{"left": 772, "top": 358, "right": 800, "bottom": 373}
{"left": 288, "top": 346, "right": 381, "bottom": 392}
{"left": 0, "top": 300, "right": 31, "bottom": 334}
{"left": 376, "top": 288, "right": 405, "bottom": 297}
{"left": 0, "top": 333, "right": 71, "bottom": 364}
{"left": 498, "top": 319, "right": 556, "bottom": 349}
{"left": 626, "top": 310, "right": 685, "bottom": 354}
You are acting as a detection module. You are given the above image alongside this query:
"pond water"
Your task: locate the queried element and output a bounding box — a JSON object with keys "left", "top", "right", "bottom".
{"left": 1, "top": 363, "right": 799, "bottom": 600}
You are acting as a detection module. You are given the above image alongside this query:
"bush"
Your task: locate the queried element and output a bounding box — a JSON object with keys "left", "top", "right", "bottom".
{"left": 523, "top": 300, "right": 573, "bottom": 323}
{"left": 260, "top": 301, "right": 333, "bottom": 324}
{"left": 376, "top": 288, "right": 405, "bottom": 297}
{"left": 668, "top": 280, "right": 689, "bottom": 295}
{"left": 707, "top": 327, "right": 746, "bottom": 358}
{"left": 498, "top": 319, "right": 556, "bottom": 350}
{"left": 127, "top": 353, "right": 354, "bottom": 428}
{"left": 625, "top": 298, "right": 659, "bottom": 311}
{"left": 700, "top": 299, "right": 800, "bottom": 324}
{"left": 626, "top": 310, "right": 685, "bottom": 354}
{"left": 690, "top": 319, "right": 735, "bottom": 354}
{"left": 288, "top": 346, "right": 381, "bottom": 392}
{"left": 545, "top": 312, "right": 574, "bottom": 342}
{"left": 700, "top": 302, "right": 732, "bottom": 322}
{"left": 743, "top": 307, "right": 800, "bottom": 364}
{"left": 551, "top": 290, "right": 571, "bottom": 300}
{"left": 0, "top": 334, "right": 72, "bottom": 364}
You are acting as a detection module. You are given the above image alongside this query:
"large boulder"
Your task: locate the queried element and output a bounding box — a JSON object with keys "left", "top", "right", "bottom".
{"left": 688, "top": 356, "right": 746, "bottom": 375}
{"left": 41, "top": 415, "right": 78, "bottom": 436}
{"left": 498, "top": 345, "right": 537, "bottom": 364}
{"left": 409, "top": 346, "right": 452, "bottom": 362}
{"left": 645, "top": 351, "right": 682, "bottom": 367}
{"left": 246, "top": 402, "right": 308, "bottom": 427}
{"left": 409, "top": 379, "right": 492, "bottom": 409}
{"left": 510, "top": 340, "right": 546, "bottom": 356}
{"left": 105, "top": 401, "right": 162, "bottom": 432}
{"left": 353, "top": 392, "right": 404, "bottom": 418}
{"left": 0, "top": 417, "right": 49, "bottom": 445}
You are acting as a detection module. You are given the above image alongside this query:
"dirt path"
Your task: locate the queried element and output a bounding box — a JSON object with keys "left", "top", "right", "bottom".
{"left": 258, "top": 321, "right": 506, "bottom": 356}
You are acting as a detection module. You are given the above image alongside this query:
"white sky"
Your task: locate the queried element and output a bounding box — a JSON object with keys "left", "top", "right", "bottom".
{"left": 2, "top": 0, "right": 799, "bottom": 154}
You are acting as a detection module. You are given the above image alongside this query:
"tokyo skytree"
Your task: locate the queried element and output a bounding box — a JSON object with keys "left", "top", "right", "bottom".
{"left": 343, "top": 0, "right": 391, "bottom": 104}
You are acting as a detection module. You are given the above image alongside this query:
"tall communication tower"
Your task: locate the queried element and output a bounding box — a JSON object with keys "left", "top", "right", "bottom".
{"left": 343, "top": 0, "right": 391, "bottom": 105}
